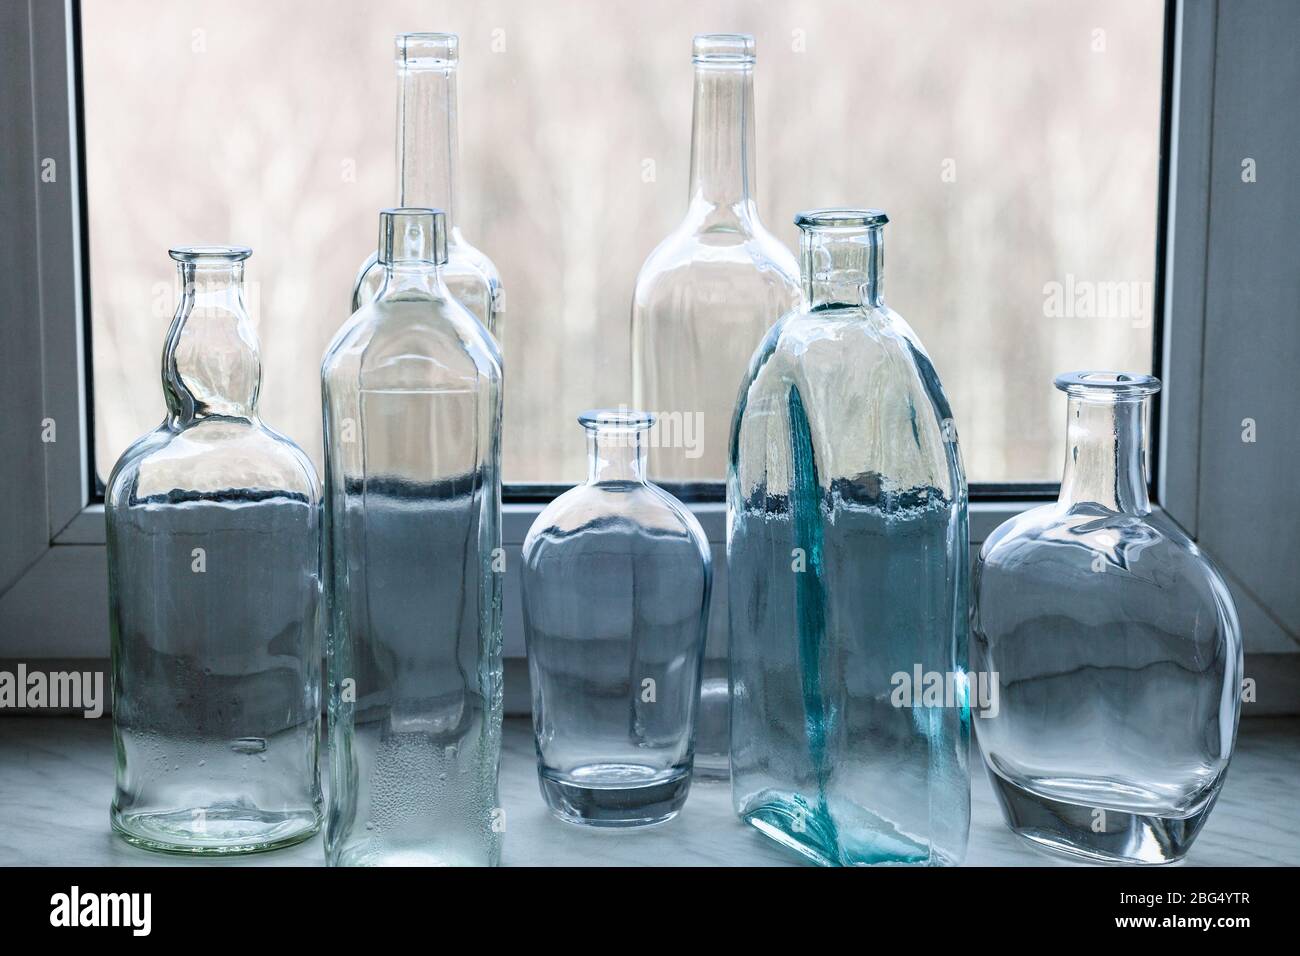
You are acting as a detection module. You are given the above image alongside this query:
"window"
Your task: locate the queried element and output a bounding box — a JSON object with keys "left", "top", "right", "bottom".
{"left": 80, "top": 0, "right": 1165, "bottom": 491}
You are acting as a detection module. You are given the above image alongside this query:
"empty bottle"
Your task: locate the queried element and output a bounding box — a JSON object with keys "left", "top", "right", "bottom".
{"left": 352, "top": 33, "right": 504, "bottom": 342}
{"left": 323, "top": 208, "right": 504, "bottom": 866}
{"left": 630, "top": 32, "right": 798, "bottom": 781}
{"left": 106, "top": 245, "right": 322, "bottom": 854}
{"left": 521, "top": 410, "right": 712, "bottom": 827}
{"left": 973, "top": 372, "right": 1242, "bottom": 864}
{"left": 728, "top": 210, "right": 970, "bottom": 866}
{"left": 630, "top": 33, "right": 800, "bottom": 493}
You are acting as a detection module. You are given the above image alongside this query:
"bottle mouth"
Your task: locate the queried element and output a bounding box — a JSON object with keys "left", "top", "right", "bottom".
{"left": 396, "top": 32, "right": 458, "bottom": 69}
{"left": 578, "top": 408, "right": 656, "bottom": 432}
{"left": 168, "top": 245, "right": 252, "bottom": 263}
{"left": 1054, "top": 371, "right": 1161, "bottom": 400}
{"left": 795, "top": 208, "right": 889, "bottom": 231}
{"left": 693, "top": 33, "right": 755, "bottom": 65}
{"left": 379, "top": 207, "right": 448, "bottom": 266}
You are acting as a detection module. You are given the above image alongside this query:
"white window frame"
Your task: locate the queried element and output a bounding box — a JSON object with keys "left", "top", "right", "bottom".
{"left": 3, "top": 1, "right": 1293, "bottom": 706}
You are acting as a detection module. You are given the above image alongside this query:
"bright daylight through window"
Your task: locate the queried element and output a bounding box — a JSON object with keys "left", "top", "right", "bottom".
{"left": 81, "top": 0, "right": 1164, "bottom": 489}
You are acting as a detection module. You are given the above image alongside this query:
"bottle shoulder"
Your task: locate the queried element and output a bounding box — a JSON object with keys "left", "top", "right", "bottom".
{"left": 447, "top": 231, "right": 503, "bottom": 286}
{"left": 106, "top": 417, "right": 320, "bottom": 508}
{"left": 975, "top": 504, "right": 1242, "bottom": 650}
{"left": 324, "top": 290, "right": 502, "bottom": 387}
{"left": 978, "top": 504, "right": 1235, "bottom": 597}
{"left": 522, "top": 482, "right": 710, "bottom": 560}
{"left": 352, "top": 243, "right": 502, "bottom": 325}
{"left": 632, "top": 218, "right": 799, "bottom": 303}
{"left": 732, "top": 304, "right": 964, "bottom": 498}
{"left": 743, "top": 305, "right": 944, "bottom": 400}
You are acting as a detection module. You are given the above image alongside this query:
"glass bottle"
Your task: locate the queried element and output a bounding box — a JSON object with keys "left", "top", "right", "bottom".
{"left": 631, "top": 33, "right": 798, "bottom": 781}
{"left": 972, "top": 372, "right": 1242, "bottom": 864}
{"left": 106, "top": 246, "right": 322, "bottom": 854}
{"left": 521, "top": 410, "right": 712, "bottom": 827}
{"left": 728, "top": 210, "right": 970, "bottom": 866}
{"left": 352, "top": 33, "right": 504, "bottom": 342}
{"left": 323, "top": 208, "right": 504, "bottom": 867}
{"left": 630, "top": 33, "right": 800, "bottom": 494}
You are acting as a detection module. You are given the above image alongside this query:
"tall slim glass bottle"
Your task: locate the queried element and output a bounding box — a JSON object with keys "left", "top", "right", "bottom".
{"left": 323, "top": 208, "right": 504, "bottom": 867}
{"left": 631, "top": 33, "right": 798, "bottom": 780}
{"left": 631, "top": 33, "right": 800, "bottom": 491}
{"left": 107, "top": 246, "right": 321, "bottom": 854}
{"left": 352, "top": 33, "right": 504, "bottom": 342}
{"left": 728, "top": 210, "right": 969, "bottom": 866}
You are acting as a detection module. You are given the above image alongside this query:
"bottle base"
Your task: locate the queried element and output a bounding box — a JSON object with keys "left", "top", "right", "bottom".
{"left": 327, "top": 841, "right": 500, "bottom": 867}
{"left": 111, "top": 805, "right": 320, "bottom": 855}
{"left": 740, "top": 791, "right": 957, "bottom": 866}
{"left": 988, "top": 771, "right": 1217, "bottom": 865}
{"left": 539, "top": 764, "right": 691, "bottom": 828}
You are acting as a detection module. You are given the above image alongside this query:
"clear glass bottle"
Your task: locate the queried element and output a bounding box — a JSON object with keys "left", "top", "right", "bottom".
{"left": 521, "top": 410, "right": 712, "bottom": 827}
{"left": 352, "top": 33, "right": 504, "bottom": 342}
{"left": 323, "top": 208, "right": 504, "bottom": 866}
{"left": 631, "top": 32, "right": 798, "bottom": 781}
{"left": 972, "top": 372, "right": 1242, "bottom": 864}
{"left": 630, "top": 33, "right": 800, "bottom": 494}
{"left": 106, "top": 246, "right": 322, "bottom": 854}
{"left": 728, "top": 210, "right": 970, "bottom": 866}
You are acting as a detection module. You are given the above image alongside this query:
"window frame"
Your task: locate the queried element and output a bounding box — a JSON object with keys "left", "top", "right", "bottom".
{"left": 2, "top": 0, "right": 1193, "bottom": 663}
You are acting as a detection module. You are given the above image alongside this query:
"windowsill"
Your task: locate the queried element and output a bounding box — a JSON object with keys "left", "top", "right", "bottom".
{"left": 52, "top": 497, "right": 1054, "bottom": 547}
{"left": 1, "top": 714, "right": 1296, "bottom": 866}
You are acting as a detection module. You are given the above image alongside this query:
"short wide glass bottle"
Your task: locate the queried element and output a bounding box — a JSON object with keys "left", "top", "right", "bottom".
{"left": 323, "top": 208, "right": 504, "bottom": 866}
{"left": 106, "top": 246, "right": 322, "bottom": 854}
{"left": 972, "top": 373, "right": 1242, "bottom": 864}
{"left": 352, "top": 33, "right": 504, "bottom": 342}
{"left": 728, "top": 210, "right": 970, "bottom": 866}
{"left": 521, "top": 411, "right": 712, "bottom": 827}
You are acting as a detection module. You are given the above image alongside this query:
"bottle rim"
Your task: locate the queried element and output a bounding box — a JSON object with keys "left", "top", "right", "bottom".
{"left": 795, "top": 208, "right": 889, "bottom": 230}
{"left": 396, "top": 32, "right": 459, "bottom": 69}
{"left": 693, "top": 33, "right": 755, "bottom": 65}
{"left": 168, "top": 245, "right": 252, "bottom": 263}
{"left": 1054, "top": 371, "right": 1162, "bottom": 399}
{"left": 578, "top": 408, "right": 656, "bottom": 431}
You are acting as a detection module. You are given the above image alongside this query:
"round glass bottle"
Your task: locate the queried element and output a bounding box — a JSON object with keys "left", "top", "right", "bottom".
{"left": 521, "top": 410, "right": 712, "bottom": 827}
{"left": 324, "top": 208, "right": 504, "bottom": 866}
{"left": 352, "top": 33, "right": 504, "bottom": 342}
{"left": 728, "top": 210, "right": 970, "bottom": 866}
{"left": 972, "top": 372, "right": 1242, "bottom": 864}
{"left": 106, "top": 246, "right": 322, "bottom": 854}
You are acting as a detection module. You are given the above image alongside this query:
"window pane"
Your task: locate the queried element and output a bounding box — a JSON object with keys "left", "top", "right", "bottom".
{"left": 83, "top": 0, "right": 1163, "bottom": 487}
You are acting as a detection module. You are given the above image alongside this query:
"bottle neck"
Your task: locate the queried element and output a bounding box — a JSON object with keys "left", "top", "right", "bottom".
{"left": 687, "top": 63, "right": 756, "bottom": 217}
{"left": 801, "top": 225, "right": 884, "bottom": 310}
{"left": 1058, "top": 396, "right": 1151, "bottom": 514}
{"left": 586, "top": 427, "right": 648, "bottom": 485}
{"left": 376, "top": 208, "right": 449, "bottom": 299}
{"left": 397, "top": 63, "right": 458, "bottom": 226}
{"left": 164, "top": 262, "right": 260, "bottom": 425}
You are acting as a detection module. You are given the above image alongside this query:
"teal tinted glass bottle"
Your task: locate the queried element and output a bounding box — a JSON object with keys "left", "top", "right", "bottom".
{"left": 727, "top": 210, "right": 970, "bottom": 866}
